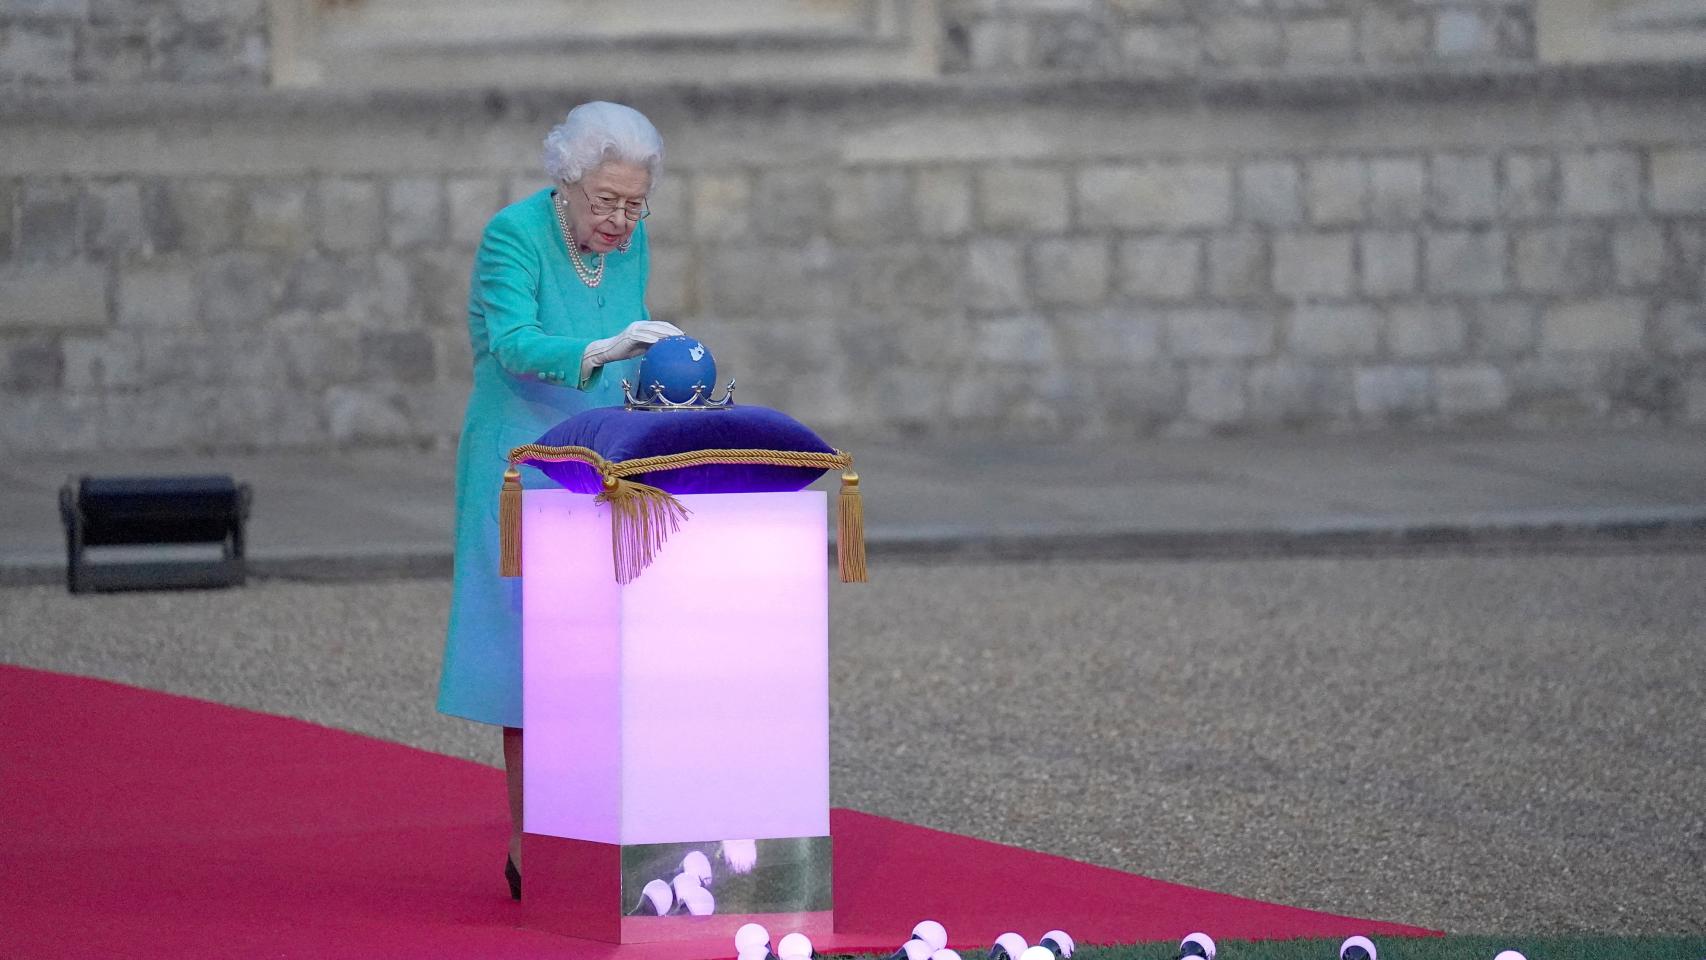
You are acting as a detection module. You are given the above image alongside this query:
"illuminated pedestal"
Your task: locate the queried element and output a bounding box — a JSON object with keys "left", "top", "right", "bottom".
{"left": 521, "top": 489, "right": 832, "bottom": 943}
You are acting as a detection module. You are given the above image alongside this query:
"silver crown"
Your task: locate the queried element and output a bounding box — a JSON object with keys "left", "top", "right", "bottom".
{"left": 621, "top": 378, "right": 737, "bottom": 411}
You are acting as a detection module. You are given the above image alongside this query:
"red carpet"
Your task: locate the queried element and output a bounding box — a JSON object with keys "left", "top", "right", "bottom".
{"left": 0, "top": 666, "right": 1435, "bottom": 958}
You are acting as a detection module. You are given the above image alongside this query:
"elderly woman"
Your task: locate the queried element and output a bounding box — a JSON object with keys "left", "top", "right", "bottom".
{"left": 436, "top": 101, "right": 679, "bottom": 901}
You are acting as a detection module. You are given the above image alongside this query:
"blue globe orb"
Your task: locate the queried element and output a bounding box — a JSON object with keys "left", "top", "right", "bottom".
{"left": 637, "top": 335, "right": 717, "bottom": 404}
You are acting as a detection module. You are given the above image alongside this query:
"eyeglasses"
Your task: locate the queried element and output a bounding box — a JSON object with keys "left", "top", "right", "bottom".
{"left": 570, "top": 182, "right": 650, "bottom": 221}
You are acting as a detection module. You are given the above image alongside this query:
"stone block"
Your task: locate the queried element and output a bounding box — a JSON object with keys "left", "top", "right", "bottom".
{"left": 1185, "top": 362, "right": 1247, "bottom": 424}
{"left": 967, "top": 16, "right": 1030, "bottom": 71}
{"left": 160, "top": 180, "right": 238, "bottom": 255}
{"left": 1425, "top": 228, "right": 1507, "bottom": 295}
{"left": 1208, "top": 232, "right": 1268, "bottom": 299}
{"left": 1354, "top": 365, "right": 1432, "bottom": 418}
{"left": 1514, "top": 225, "right": 1610, "bottom": 295}
{"left": 3, "top": 0, "right": 90, "bottom": 17}
{"left": 177, "top": 0, "right": 265, "bottom": 27}
{"left": 385, "top": 177, "right": 443, "bottom": 249}
{"left": 1030, "top": 236, "right": 1110, "bottom": 307}
{"left": 1428, "top": 153, "right": 1497, "bottom": 223}
{"left": 198, "top": 251, "right": 279, "bottom": 327}
{"left": 117, "top": 264, "right": 196, "bottom": 327}
{"left": 1690, "top": 375, "right": 1706, "bottom": 423}
{"left": 1, "top": 336, "right": 63, "bottom": 391}
{"left": 981, "top": 165, "right": 1070, "bottom": 232}
{"left": 1508, "top": 357, "right": 1608, "bottom": 420}
{"left": 1273, "top": 231, "right": 1354, "bottom": 299}
{"left": 1651, "top": 149, "right": 1706, "bottom": 214}
{"left": 970, "top": 316, "right": 1057, "bottom": 370}
{"left": 77, "top": 21, "right": 149, "bottom": 82}
{"left": 1288, "top": 303, "right": 1379, "bottom": 357}
{"left": 1607, "top": 362, "right": 1686, "bottom": 417}
{"left": 1117, "top": 236, "right": 1200, "bottom": 301}
{"left": 1561, "top": 149, "right": 1642, "bottom": 216}
{"left": 1107, "top": 0, "right": 1187, "bottom": 15}
{"left": 0, "top": 21, "right": 74, "bottom": 82}
{"left": 1306, "top": 157, "right": 1366, "bottom": 226}
{"left": 1387, "top": 301, "right": 1468, "bottom": 359}
{"left": 0, "top": 180, "right": 14, "bottom": 261}
{"left": 17, "top": 182, "right": 80, "bottom": 262}
{"left": 0, "top": 263, "right": 109, "bottom": 329}
{"left": 1119, "top": 24, "right": 1201, "bottom": 70}
{"left": 1239, "top": 160, "right": 1303, "bottom": 226}
{"left": 857, "top": 243, "right": 964, "bottom": 311}
{"left": 1435, "top": 364, "right": 1510, "bottom": 416}
{"left": 639, "top": 179, "right": 688, "bottom": 245}
{"left": 1358, "top": 7, "right": 1429, "bottom": 63}
{"left": 359, "top": 330, "right": 436, "bottom": 384}
{"left": 1077, "top": 163, "right": 1233, "bottom": 230}
{"left": 914, "top": 168, "right": 974, "bottom": 240}
{"left": 1613, "top": 223, "right": 1667, "bottom": 291}
{"left": 1367, "top": 158, "right": 1427, "bottom": 223}
{"left": 315, "top": 178, "right": 382, "bottom": 253}
{"left": 1165, "top": 307, "right": 1276, "bottom": 359}
{"left": 1500, "top": 153, "right": 1557, "bottom": 220}
{"left": 61, "top": 333, "right": 142, "bottom": 392}
{"left": 405, "top": 247, "right": 471, "bottom": 328}
{"left": 646, "top": 247, "right": 693, "bottom": 319}
{"left": 325, "top": 385, "right": 412, "bottom": 443}
{"left": 1246, "top": 360, "right": 1351, "bottom": 424}
{"left": 446, "top": 177, "right": 506, "bottom": 248}
{"left": 1358, "top": 230, "right": 1417, "bottom": 297}
{"left": 702, "top": 240, "right": 849, "bottom": 318}
{"left": 965, "top": 238, "right": 1029, "bottom": 312}
{"left": 1086, "top": 361, "right": 1184, "bottom": 431}
{"left": 1285, "top": 17, "right": 1353, "bottom": 63}
{"left": 282, "top": 253, "right": 365, "bottom": 315}
{"left": 1467, "top": 299, "right": 1540, "bottom": 358}
{"left": 1653, "top": 302, "right": 1706, "bottom": 357}
{"left": 83, "top": 180, "right": 147, "bottom": 256}
{"left": 1034, "top": 13, "right": 1116, "bottom": 70}
{"left": 1056, "top": 308, "right": 1161, "bottom": 364}
{"left": 1541, "top": 298, "right": 1646, "bottom": 353}
{"left": 1434, "top": 9, "right": 1496, "bottom": 58}
{"left": 1205, "top": 16, "right": 1284, "bottom": 66}
{"left": 242, "top": 181, "right": 310, "bottom": 252}
{"left": 830, "top": 168, "right": 912, "bottom": 243}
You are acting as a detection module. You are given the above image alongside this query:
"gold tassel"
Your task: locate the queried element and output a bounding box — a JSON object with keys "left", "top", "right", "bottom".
{"left": 837, "top": 470, "right": 867, "bottom": 583}
{"left": 499, "top": 467, "right": 523, "bottom": 577}
{"left": 595, "top": 475, "right": 691, "bottom": 584}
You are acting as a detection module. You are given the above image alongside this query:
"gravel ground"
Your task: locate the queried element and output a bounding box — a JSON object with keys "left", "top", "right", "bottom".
{"left": 2, "top": 552, "right": 1703, "bottom": 935}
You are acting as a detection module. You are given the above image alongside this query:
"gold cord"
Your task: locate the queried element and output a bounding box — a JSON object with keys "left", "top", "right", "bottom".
{"left": 499, "top": 445, "right": 866, "bottom": 584}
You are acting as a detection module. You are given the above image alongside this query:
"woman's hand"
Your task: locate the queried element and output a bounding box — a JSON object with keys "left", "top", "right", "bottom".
{"left": 577, "top": 320, "right": 684, "bottom": 385}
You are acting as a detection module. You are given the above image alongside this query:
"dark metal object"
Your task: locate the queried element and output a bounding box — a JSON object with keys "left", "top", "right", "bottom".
{"left": 59, "top": 474, "right": 252, "bottom": 593}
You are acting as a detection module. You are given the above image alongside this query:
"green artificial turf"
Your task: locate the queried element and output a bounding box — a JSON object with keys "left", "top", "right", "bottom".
{"left": 832, "top": 937, "right": 1706, "bottom": 960}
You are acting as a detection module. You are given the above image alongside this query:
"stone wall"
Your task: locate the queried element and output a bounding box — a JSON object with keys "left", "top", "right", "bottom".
{"left": 0, "top": 0, "right": 267, "bottom": 85}
{"left": 3, "top": 72, "right": 1704, "bottom": 452}
{"left": 941, "top": 0, "right": 1537, "bottom": 73}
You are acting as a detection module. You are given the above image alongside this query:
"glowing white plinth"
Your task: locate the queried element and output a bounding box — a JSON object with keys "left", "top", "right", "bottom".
{"left": 521, "top": 489, "right": 830, "bottom": 845}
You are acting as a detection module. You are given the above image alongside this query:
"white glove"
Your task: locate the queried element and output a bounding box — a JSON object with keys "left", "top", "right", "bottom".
{"left": 577, "top": 320, "right": 684, "bottom": 385}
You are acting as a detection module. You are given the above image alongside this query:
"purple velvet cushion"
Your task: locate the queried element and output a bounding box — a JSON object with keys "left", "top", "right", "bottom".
{"left": 528, "top": 405, "right": 836, "bottom": 494}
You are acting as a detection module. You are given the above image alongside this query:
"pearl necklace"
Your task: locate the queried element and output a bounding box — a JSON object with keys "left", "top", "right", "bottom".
{"left": 552, "top": 190, "right": 605, "bottom": 288}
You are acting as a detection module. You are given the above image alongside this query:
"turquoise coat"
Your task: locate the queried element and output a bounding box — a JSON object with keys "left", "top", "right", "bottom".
{"left": 437, "top": 188, "right": 650, "bottom": 728}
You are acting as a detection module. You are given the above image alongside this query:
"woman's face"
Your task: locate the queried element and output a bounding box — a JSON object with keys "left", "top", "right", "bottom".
{"left": 562, "top": 161, "right": 651, "bottom": 254}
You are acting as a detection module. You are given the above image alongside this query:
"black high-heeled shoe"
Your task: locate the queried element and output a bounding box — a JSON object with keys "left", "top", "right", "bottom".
{"left": 504, "top": 855, "right": 521, "bottom": 901}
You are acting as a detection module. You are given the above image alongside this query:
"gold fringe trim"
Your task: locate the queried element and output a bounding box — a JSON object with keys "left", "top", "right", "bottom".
{"left": 837, "top": 470, "right": 867, "bottom": 583}
{"left": 502, "top": 444, "right": 866, "bottom": 584}
{"left": 499, "top": 467, "right": 523, "bottom": 578}
{"left": 595, "top": 475, "right": 691, "bottom": 584}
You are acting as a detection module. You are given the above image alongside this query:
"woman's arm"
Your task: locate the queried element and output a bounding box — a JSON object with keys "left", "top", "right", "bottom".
{"left": 475, "top": 214, "right": 601, "bottom": 388}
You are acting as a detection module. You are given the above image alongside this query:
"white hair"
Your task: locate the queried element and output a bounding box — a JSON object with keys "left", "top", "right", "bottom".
{"left": 541, "top": 101, "right": 664, "bottom": 186}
